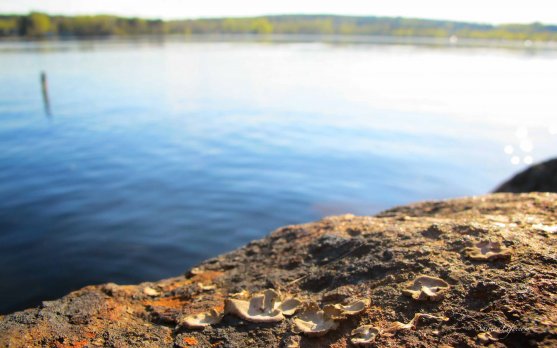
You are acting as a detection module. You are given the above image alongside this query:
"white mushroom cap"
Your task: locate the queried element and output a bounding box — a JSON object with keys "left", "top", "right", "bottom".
{"left": 277, "top": 298, "right": 302, "bottom": 316}
{"left": 143, "top": 287, "right": 160, "bottom": 297}
{"left": 292, "top": 303, "right": 338, "bottom": 337}
{"left": 198, "top": 282, "right": 217, "bottom": 291}
{"left": 477, "top": 332, "right": 498, "bottom": 343}
{"left": 323, "top": 298, "right": 370, "bottom": 318}
{"left": 351, "top": 325, "right": 381, "bottom": 346}
{"left": 403, "top": 275, "right": 450, "bottom": 301}
{"left": 385, "top": 313, "right": 448, "bottom": 332}
{"left": 465, "top": 241, "right": 511, "bottom": 261}
{"left": 225, "top": 289, "right": 285, "bottom": 323}
{"left": 179, "top": 309, "right": 223, "bottom": 329}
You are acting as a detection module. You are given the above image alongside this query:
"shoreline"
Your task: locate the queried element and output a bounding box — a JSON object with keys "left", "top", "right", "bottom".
{"left": 1, "top": 34, "right": 557, "bottom": 51}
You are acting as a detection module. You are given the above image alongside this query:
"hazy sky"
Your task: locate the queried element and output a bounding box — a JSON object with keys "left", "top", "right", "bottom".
{"left": 0, "top": 0, "right": 555, "bottom": 24}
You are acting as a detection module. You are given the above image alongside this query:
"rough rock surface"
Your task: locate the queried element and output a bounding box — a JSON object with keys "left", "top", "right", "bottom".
{"left": 495, "top": 158, "right": 557, "bottom": 193}
{"left": 1, "top": 193, "right": 556, "bottom": 347}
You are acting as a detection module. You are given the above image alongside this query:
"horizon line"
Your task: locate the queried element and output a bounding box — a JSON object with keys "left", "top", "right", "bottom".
{"left": 2, "top": 11, "right": 555, "bottom": 26}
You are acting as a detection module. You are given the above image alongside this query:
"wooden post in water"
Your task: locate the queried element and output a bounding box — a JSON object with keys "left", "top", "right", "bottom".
{"left": 40, "top": 71, "right": 51, "bottom": 116}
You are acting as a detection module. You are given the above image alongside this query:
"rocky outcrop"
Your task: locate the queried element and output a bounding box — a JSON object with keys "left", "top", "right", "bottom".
{"left": 1, "top": 193, "right": 556, "bottom": 347}
{"left": 495, "top": 158, "right": 557, "bottom": 193}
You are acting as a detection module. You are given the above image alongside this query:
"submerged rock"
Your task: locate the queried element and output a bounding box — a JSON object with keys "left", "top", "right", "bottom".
{"left": 1, "top": 193, "right": 556, "bottom": 347}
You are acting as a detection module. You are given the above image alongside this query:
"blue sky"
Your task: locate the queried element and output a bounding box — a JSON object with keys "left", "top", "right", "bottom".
{"left": 0, "top": 0, "right": 555, "bottom": 24}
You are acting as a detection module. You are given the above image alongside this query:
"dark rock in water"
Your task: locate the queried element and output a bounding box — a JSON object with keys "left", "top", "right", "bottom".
{"left": 495, "top": 158, "right": 557, "bottom": 193}
{"left": 1, "top": 193, "right": 556, "bottom": 347}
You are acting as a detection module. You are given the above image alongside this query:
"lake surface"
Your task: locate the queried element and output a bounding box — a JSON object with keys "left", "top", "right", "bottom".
{"left": 1, "top": 38, "right": 556, "bottom": 314}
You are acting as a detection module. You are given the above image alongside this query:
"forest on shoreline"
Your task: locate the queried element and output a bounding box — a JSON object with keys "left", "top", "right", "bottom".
{"left": 1, "top": 12, "right": 557, "bottom": 41}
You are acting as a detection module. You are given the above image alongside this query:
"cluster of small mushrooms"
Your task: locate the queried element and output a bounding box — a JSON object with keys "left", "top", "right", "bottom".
{"left": 177, "top": 239, "right": 511, "bottom": 346}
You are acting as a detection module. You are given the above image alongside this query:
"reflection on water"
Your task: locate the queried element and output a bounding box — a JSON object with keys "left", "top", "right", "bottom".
{"left": 504, "top": 127, "right": 536, "bottom": 165}
{"left": 0, "top": 39, "right": 556, "bottom": 314}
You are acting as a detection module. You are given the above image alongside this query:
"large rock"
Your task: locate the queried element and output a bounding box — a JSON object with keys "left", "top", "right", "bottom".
{"left": 0, "top": 193, "right": 556, "bottom": 347}
{"left": 495, "top": 158, "right": 557, "bottom": 193}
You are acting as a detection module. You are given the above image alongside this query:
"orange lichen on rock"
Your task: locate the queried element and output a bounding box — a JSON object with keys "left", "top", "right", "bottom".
{"left": 53, "top": 340, "right": 89, "bottom": 348}
{"left": 182, "top": 336, "right": 199, "bottom": 346}
{"left": 157, "top": 278, "right": 193, "bottom": 292}
{"left": 190, "top": 270, "right": 224, "bottom": 285}
{"left": 146, "top": 296, "right": 190, "bottom": 310}
{"left": 105, "top": 298, "right": 133, "bottom": 322}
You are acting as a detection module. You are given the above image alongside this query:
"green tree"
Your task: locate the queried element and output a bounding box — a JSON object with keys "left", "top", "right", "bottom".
{"left": 0, "top": 18, "right": 18, "bottom": 36}
{"left": 251, "top": 18, "right": 273, "bottom": 34}
{"left": 27, "top": 12, "right": 53, "bottom": 36}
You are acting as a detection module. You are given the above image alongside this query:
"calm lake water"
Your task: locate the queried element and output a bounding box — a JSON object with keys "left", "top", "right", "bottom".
{"left": 1, "top": 38, "right": 556, "bottom": 314}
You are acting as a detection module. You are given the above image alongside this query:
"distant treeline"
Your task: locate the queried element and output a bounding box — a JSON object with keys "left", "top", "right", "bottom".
{"left": 1, "top": 12, "right": 557, "bottom": 41}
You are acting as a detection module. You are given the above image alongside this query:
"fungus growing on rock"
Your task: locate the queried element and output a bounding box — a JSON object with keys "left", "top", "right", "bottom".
{"left": 225, "top": 289, "right": 284, "bottom": 322}
{"left": 403, "top": 275, "right": 450, "bottom": 301}
{"left": 178, "top": 309, "right": 223, "bottom": 329}
{"left": 386, "top": 313, "right": 448, "bottom": 332}
{"left": 465, "top": 241, "right": 511, "bottom": 261}
{"left": 477, "top": 332, "right": 498, "bottom": 344}
{"left": 323, "top": 298, "right": 370, "bottom": 319}
{"left": 292, "top": 303, "right": 339, "bottom": 337}
{"left": 197, "top": 283, "right": 216, "bottom": 291}
{"left": 143, "top": 287, "right": 160, "bottom": 297}
{"left": 532, "top": 223, "right": 557, "bottom": 234}
{"left": 225, "top": 289, "right": 301, "bottom": 322}
{"left": 277, "top": 298, "right": 302, "bottom": 316}
{"left": 350, "top": 325, "right": 381, "bottom": 346}
{"left": 228, "top": 290, "right": 249, "bottom": 299}
{"left": 188, "top": 267, "right": 202, "bottom": 276}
